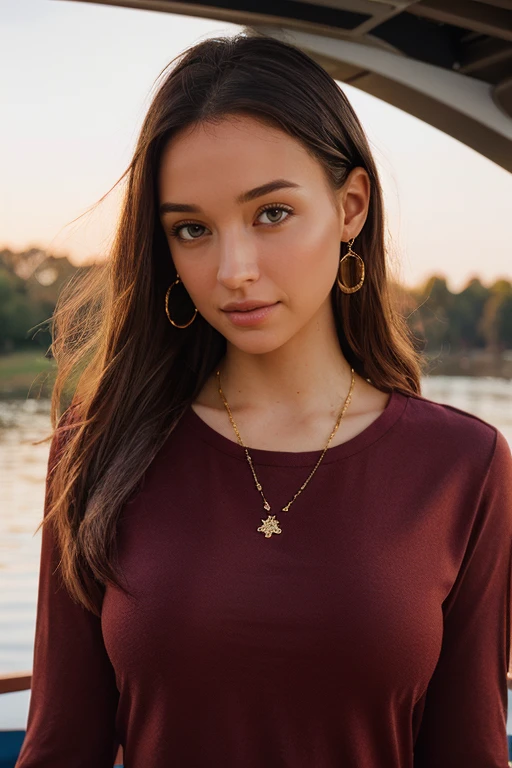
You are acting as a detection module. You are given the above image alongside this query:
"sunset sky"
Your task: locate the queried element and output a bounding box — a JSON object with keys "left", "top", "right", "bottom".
{"left": 1, "top": 0, "right": 511, "bottom": 292}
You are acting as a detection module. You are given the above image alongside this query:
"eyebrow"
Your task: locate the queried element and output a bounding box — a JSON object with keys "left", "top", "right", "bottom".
{"left": 159, "top": 179, "right": 301, "bottom": 216}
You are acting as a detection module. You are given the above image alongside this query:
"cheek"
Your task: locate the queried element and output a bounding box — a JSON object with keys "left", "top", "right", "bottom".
{"left": 166, "top": 254, "right": 210, "bottom": 309}
{"left": 184, "top": 273, "right": 214, "bottom": 305}
{"left": 270, "top": 220, "right": 340, "bottom": 290}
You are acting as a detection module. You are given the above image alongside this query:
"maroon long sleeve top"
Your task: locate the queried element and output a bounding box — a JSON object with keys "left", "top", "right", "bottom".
{"left": 15, "top": 389, "right": 512, "bottom": 767}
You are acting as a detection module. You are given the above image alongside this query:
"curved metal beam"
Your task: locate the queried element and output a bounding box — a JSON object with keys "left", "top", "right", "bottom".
{"left": 58, "top": 0, "right": 512, "bottom": 170}
{"left": 258, "top": 27, "right": 512, "bottom": 171}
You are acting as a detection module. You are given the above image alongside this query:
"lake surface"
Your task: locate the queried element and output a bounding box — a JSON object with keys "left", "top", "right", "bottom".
{"left": 1, "top": 376, "right": 512, "bottom": 731}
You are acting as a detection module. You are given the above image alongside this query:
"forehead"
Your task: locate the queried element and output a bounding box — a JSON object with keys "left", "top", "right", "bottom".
{"left": 157, "top": 115, "right": 326, "bottom": 200}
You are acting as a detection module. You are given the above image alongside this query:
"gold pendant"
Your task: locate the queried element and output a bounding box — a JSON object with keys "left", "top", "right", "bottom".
{"left": 257, "top": 515, "right": 282, "bottom": 538}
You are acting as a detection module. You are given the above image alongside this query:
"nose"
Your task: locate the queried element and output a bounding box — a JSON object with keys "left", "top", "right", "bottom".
{"left": 216, "top": 233, "right": 260, "bottom": 290}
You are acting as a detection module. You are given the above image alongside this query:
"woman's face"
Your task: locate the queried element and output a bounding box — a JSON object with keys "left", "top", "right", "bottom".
{"left": 157, "top": 114, "right": 369, "bottom": 354}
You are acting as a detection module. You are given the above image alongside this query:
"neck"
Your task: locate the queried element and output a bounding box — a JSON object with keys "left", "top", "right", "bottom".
{"left": 215, "top": 308, "right": 356, "bottom": 419}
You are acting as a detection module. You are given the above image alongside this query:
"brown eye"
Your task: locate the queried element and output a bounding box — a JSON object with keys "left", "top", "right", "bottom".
{"left": 257, "top": 204, "right": 294, "bottom": 226}
{"left": 170, "top": 222, "right": 207, "bottom": 242}
{"left": 262, "top": 208, "right": 285, "bottom": 223}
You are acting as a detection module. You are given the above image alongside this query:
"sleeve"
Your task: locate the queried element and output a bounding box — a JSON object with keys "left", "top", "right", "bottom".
{"left": 413, "top": 427, "right": 512, "bottom": 767}
{"left": 14, "top": 411, "right": 121, "bottom": 768}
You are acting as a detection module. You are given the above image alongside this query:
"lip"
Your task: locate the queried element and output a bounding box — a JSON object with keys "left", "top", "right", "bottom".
{"left": 222, "top": 300, "right": 276, "bottom": 312}
{"left": 222, "top": 302, "right": 279, "bottom": 326}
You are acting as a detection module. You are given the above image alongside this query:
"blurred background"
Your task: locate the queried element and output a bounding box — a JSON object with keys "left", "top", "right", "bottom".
{"left": 1, "top": 0, "right": 511, "bottom": 763}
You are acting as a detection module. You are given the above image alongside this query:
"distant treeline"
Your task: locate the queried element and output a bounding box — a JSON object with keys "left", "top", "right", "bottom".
{"left": 402, "top": 274, "right": 512, "bottom": 354}
{"left": 1, "top": 247, "right": 511, "bottom": 355}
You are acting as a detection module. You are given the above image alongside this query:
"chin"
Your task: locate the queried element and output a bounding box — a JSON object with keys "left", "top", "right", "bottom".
{"left": 224, "top": 331, "right": 288, "bottom": 356}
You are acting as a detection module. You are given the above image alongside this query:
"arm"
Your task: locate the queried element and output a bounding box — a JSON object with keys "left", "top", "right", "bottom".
{"left": 413, "top": 427, "right": 512, "bottom": 767}
{"left": 15, "top": 410, "right": 120, "bottom": 767}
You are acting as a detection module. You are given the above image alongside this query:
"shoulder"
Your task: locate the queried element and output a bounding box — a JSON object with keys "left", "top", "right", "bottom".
{"left": 400, "top": 391, "right": 507, "bottom": 473}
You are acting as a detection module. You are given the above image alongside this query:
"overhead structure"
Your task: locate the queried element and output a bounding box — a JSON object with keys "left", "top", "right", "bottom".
{"left": 66, "top": 0, "right": 512, "bottom": 171}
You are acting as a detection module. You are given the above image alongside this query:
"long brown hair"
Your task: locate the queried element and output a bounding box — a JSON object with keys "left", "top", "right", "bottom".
{"left": 40, "top": 31, "right": 426, "bottom": 616}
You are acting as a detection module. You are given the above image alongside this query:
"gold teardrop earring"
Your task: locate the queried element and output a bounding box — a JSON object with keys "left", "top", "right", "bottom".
{"left": 165, "top": 273, "right": 198, "bottom": 328}
{"left": 337, "top": 237, "right": 365, "bottom": 294}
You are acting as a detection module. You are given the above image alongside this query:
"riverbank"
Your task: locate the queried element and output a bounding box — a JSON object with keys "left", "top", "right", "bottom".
{"left": 0, "top": 351, "right": 55, "bottom": 399}
{"left": 0, "top": 348, "right": 511, "bottom": 400}
{"left": 423, "top": 348, "right": 512, "bottom": 378}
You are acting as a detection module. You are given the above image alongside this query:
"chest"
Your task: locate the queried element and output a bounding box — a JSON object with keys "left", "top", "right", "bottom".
{"left": 101, "top": 452, "right": 462, "bottom": 703}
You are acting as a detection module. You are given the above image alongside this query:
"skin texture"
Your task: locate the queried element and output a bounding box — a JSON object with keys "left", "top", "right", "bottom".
{"left": 158, "top": 115, "right": 389, "bottom": 451}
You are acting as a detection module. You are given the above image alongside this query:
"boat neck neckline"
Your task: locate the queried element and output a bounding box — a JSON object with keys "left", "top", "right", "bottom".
{"left": 182, "top": 389, "right": 409, "bottom": 467}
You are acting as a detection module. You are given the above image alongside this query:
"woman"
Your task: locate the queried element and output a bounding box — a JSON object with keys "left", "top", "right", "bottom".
{"left": 16, "top": 32, "right": 512, "bottom": 768}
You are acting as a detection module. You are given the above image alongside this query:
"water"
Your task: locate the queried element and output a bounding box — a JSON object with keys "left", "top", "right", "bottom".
{"left": 1, "top": 377, "right": 512, "bottom": 731}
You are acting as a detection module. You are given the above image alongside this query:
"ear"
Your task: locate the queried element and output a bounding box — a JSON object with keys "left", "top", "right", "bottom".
{"left": 336, "top": 167, "right": 371, "bottom": 241}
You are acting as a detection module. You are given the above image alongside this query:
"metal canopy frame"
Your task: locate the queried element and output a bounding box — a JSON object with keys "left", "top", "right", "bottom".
{"left": 64, "top": 0, "right": 512, "bottom": 170}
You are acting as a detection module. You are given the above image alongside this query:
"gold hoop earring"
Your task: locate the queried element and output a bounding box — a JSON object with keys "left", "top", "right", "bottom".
{"left": 337, "top": 237, "right": 365, "bottom": 294}
{"left": 165, "top": 274, "right": 198, "bottom": 328}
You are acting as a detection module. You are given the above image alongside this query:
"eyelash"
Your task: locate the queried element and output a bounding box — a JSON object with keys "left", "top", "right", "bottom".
{"left": 168, "top": 203, "right": 295, "bottom": 243}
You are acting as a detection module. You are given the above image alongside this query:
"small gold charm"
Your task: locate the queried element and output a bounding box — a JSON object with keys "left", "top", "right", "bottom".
{"left": 257, "top": 515, "right": 282, "bottom": 538}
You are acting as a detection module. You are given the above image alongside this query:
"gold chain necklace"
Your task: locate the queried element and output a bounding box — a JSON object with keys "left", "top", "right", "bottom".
{"left": 216, "top": 367, "right": 356, "bottom": 538}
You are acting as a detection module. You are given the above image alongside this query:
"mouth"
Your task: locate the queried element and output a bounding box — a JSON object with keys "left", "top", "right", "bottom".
{"left": 221, "top": 302, "right": 277, "bottom": 312}
{"left": 222, "top": 302, "right": 279, "bottom": 326}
